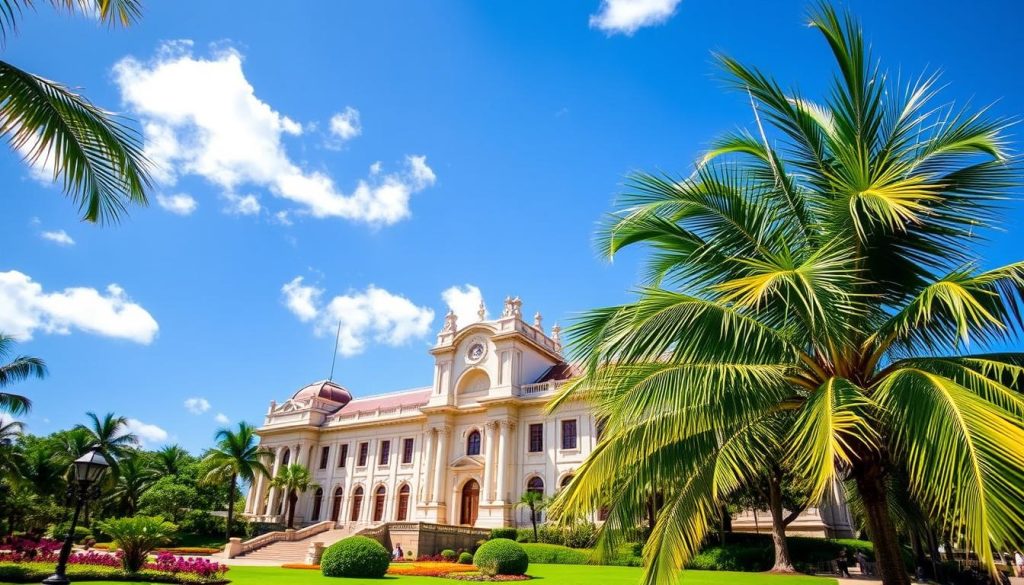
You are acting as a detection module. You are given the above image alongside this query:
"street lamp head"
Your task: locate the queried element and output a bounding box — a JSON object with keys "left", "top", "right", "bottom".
{"left": 73, "top": 449, "right": 109, "bottom": 486}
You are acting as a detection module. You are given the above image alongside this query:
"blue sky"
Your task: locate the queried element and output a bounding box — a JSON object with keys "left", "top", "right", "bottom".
{"left": 1, "top": 0, "right": 1022, "bottom": 452}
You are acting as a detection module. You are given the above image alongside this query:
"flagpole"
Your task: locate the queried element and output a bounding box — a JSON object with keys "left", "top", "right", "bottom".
{"left": 328, "top": 320, "right": 342, "bottom": 381}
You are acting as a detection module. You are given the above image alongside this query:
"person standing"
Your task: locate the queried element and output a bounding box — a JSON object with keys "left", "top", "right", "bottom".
{"left": 392, "top": 543, "right": 404, "bottom": 561}
{"left": 836, "top": 549, "right": 852, "bottom": 578}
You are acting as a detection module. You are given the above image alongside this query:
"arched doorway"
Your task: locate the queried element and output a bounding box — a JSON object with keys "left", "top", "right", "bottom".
{"left": 350, "top": 486, "right": 363, "bottom": 522}
{"left": 396, "top": 484, "right": 410, "bottom": 521}
{"left": 310, "top": 487, "right": 323, "bottom": 521}
{"left": 372, "top": 486, "right": 387, "bottom": 522}
{"left": 331, "top": 487, "right": 343, "bottom": 522}
{"left": 460, "top": 479, "right": 480, "bottom": 525}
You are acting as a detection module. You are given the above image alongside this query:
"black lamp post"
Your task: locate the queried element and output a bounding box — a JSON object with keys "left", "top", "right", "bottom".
{"left": 42, "top": 449, "right": 109, "bottom": 585}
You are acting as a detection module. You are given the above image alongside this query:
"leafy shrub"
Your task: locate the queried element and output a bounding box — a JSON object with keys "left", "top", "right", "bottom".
{"left": 687, "top": 545, "right": 771, "bottom": 572}
{"left": 458, "top": 552, "right": 474, "bottom": 565}
{"left": 440, "top": 549, "right": 457, "bottom": 561}
{"left": 490, "top": 528, "right": 518, "bottom": 540}
{"left": 177, "top": 511, "right": 221, "bottom": 537}
{"left": 473, "top": 538, "right": 529, "bottom": 576}
{"left": 320, "top": 536, "right": 390, "bottom": 578}
{"left": 46, "top": 523, "right": 91, "bottom": 543}
{"left": 520, "top": 543, "right": 591, "bottom": 565}
{"left": 96, "top": 516, "right": 177, "bottom": 573}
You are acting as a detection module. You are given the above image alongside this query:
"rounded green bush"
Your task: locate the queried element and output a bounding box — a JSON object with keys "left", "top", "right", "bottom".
{"left": 441, "top": 548, "right": 457, "bottom": 561}
{"left": 458, "top": 551, "right": 474, "bottom": 565}
{"left": 320, "top": 536, "right": 391, "bottom": 578}
{"left": 473, "top": 538, "right": 529, "bottom": 576}
{"left": 490, "top": 527, "right": 518, "bottom": 540}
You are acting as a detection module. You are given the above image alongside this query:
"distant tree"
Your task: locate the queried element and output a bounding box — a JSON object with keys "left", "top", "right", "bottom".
{"left": 109, "top": 455, "right": 156, "bottom": 515}
{"left": 76, "top": 412, "right": 138, "bottom": 473}
{"left": 269, "top": 464, "right": 313, "bottom": 530}
{"left": 0, "top": 334, "right": 46, "bottom": 415}
{"left": 138, "top": 476, "right": 198, "bottom": 523}
{"left": 516, "top": 491, "right": 546, "bottom": 543}
{"left": 150, "top": 444, "right": 191, "bottom": 475}
{"left": 0, "top": 0, "right": 152, "bottom": 223}
{"left": 202, "top": 422, "right": 270, "bottom": 539}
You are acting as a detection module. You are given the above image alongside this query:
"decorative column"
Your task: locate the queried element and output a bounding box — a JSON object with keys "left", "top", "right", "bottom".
{"left": 264, "top": 447, "right": 284, "bottom": 517}
{"left": 482, "top": 422, "right": 496, "bottom": 503}
{"left": 431, "top": 425, "right": 450, "bottom": 505}
{"left": 421, "top": 429, "right": 436, "bottom": 505}
{"left": 495, "top": 420, "right": 512, "bottom": 503}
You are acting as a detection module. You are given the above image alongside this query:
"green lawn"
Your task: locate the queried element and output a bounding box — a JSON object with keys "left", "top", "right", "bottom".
{"left": 64, "top": 564, "right": 839, "bottom": 585}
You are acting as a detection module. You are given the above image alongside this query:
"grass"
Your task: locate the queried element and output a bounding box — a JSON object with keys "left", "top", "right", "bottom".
{"left": 56, "top": 563, "right": 839, "bottom": 585}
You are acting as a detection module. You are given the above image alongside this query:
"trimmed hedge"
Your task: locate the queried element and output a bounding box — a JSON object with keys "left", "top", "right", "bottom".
{"left": 0, "top": 562, "right": 225, "bottom": 584}
{"left": 489, "top": 528, "right": 518, "bottom": 540}
{"left": 320, "top": 536, "right": 390, "bottom": 579}
{"left": 683, "top": 535, "right": 875, "bottom": 573}
{"left": 458, "top": 552, "right": 474, "bottom": 565}
{"left": 473, "top": 539, "right": 529, "bottom": 576}
{"left": 440, "top": 549, "right": 457, "bottom": 561}
{"left": 520, "top": 543, "right": 591, "bottom": 565}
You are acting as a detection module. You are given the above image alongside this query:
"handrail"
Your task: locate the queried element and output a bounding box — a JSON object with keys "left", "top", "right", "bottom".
{"left": 234, "top": 520, "right": 335, "bottom": 556}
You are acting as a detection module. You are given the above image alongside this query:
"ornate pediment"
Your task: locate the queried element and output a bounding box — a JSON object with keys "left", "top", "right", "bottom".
{"left": 450, "top": 455, "right": 484, "bottom": 469}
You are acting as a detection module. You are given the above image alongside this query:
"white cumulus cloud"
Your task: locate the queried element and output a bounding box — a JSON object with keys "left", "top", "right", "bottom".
{"left": 442, "top": 284, "right": 486, "bottom": 324}
{"left": 590, "top": 0, "right": 682, "bottom": 35}
{"left": 329, "top": 107, "right": 362, "bottom": 143}
{"left": 126, "top": 418, "right": 169, "bottom": 445}
{"left": 281, "top": 277, "right": 434, "bottom": 356}
{"left": 41, "top": 230, "right": 75, "bottom": 246}
{"left": 184, "top": 397, "right": 211, "bottom": 414}
{"left": 214, "top": 413, "right": 230, "bottom": 424}
{"left": 155, "top": 193, "right": 198, "bottom": 215}
{"left": 223, "top": 193, "right": 261, "bottom": 215}
{"left": 0, "top": 270, "right": 158, "bottom": 344}
{"left": 113, "top": 41, "right": 435, "bottom": 225}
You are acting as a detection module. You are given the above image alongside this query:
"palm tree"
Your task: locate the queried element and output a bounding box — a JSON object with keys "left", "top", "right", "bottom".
{"left": 151, "top": 444, "right": 191, "bottom": 476}
{"left": 109, "top": 454, "right": 155, "bottom": 515}
{"left": 516, "top": 491, "right": 546, "bottom": 543}
{"left": 269, "top": 464, "right": 314, "bottom": 530}
{"left": 0, "top": 334, "right": 47, "bottom": 415}
{"left": 1, "top": 0, "right": 151, "bottom": 222}
{"left": 76, "top": 412, "right": 138, "bottom": 473}
{"left": 548, "top": 6, "right": 1023, "bottom": 585}
{"left": 202, "top": 422, "right": 270, "bottom": 539}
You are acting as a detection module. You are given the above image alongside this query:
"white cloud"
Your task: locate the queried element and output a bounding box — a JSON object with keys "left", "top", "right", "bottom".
{"left": 0, "top": 270, "right": 158, "bottom": 344}
{"left": 184, "top": 397, "right": 211, "bottom": 414}
{"left": 125, "top": 418, "right": 168, "bottom": 445}
{"left": 113, "top": 42, "right": 435, "bottom": 225}
{"left": 41, "top": 230, "right": 75, "bottom": 246}
{"left": 214, "top": 413, "right": 230, "bottom": 424}
{"left": 281, "top": 277, "right": 434, "bottom": 356}
{"left": 329, "top": 107, "right": 362, "bottom": 143}
{"left": 223, "top": 193, "right": 261, "bottom": 215}
{"left": 155, "top": 193, "right": 198, "bottom": 215}
{"left": 442, "top": 284, "right": 486, "bottom": 324}
{"left": 590, "top": 0, "right": 682, "bottom": 35}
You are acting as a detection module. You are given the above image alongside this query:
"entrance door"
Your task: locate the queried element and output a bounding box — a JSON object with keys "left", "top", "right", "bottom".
{"left": 460, "top": 479, "right": 480, "bottom": 525}
{"left": 331, "top": 487, "right": 343, "bottom": 522}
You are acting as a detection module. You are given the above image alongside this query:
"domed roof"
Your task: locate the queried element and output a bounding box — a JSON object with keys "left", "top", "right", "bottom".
{"left": 291, "top": 380, "right": 353, "bottom": 406}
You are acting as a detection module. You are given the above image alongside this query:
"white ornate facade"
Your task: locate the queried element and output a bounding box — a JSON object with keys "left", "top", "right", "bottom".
{"left": 244, "top": 297, "right": 853, "bottom": 536}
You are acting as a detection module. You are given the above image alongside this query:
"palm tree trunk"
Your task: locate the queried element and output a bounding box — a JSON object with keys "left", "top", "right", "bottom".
{"left": 531, "top": 506, "right": 538, "bottom": 542}
{"left": 767, "top": 476, "right": 795, "bottom": 573}
{"left": 225, "top": 473, "right": 236, "bottom": 541}
{"left": 855, "top": 465, "right": 909, "bottom": 585}
{"left": 287, "top": 491, "right": 297, "bottom": 529}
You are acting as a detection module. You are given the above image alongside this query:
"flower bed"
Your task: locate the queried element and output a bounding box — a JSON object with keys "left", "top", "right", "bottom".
{"left": 446, "top": 574, "right": 531, "bottom": 582}
{"left": 155, "top": 547, "right": 222, "bottom": 556}
{"left": 387, "top": 562, "right": 480, "bottom": 577}
{"left": 281, "top": 563, "right": 320, "bottom": 570}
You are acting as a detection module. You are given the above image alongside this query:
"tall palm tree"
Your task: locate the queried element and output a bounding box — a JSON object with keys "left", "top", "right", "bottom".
{"left": 516, "top": 491, "right": 546, "bottom": 543}
{"left": 76, "top": 412, "right": 138, "bottom": 473}
{"left": 109, "top": 454, "right": 155, "bottom": 515}
{"left": 202, "top": 422, "right": 270, "bottom": 540}
{"left": 549, "top": 6, "right": 1023, "bottom": 585}
{"left": 151, "top": 444, "right": 191, "bottom": 476}
{"left": 269, "top": 464, "right": 314, "bottom": 530}
{"left": 0, "top": 334, "right": 46, "bottom": 415}
{"left": 1, "top": 0, "right": 151, "bottom": 222}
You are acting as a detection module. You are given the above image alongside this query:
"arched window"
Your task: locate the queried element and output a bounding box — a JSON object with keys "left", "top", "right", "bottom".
{"left": 281, "top": 448, "right": 291, "bottom": 466}
{"left": 350, "top": 486, "right": 363, "bottom": 522}
{"left": 560, "top": 474, "right": 573, "bottom": 490}
{"left": 373, "top": 486, "right": 387, "bottom": 523}
{"left": 310, "top": 487, "right": 323, "bottom": 521}
{"left": 466, "top": 430, "right": 481, "bottom": 456}
{"left": 396, "top": 484, "right": 411, "bottom": 521}
{"left": 527, "top": 476, "right": 544, "bottom": 495}
{"left": 331, "top": 487, "right": 343, "bottom": 522}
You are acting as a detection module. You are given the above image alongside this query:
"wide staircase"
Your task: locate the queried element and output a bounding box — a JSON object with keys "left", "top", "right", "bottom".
{"left": 234, "top": 528, "right": 350, "bottom": 563}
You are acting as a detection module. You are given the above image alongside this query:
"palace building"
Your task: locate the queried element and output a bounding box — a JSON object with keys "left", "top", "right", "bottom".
{"left": 243, "top": 297, "right": 853, "bottom": 536}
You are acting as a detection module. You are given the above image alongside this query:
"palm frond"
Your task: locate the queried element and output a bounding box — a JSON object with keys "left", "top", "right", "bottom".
{"left": 1, "top": 0, "right": 141, "bottom": 42}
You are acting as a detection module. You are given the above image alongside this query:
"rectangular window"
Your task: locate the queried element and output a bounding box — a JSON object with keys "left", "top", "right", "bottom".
{"left": 528, "top": 423, "right": 544, "bottom": 453}
{"left": 357, "top": 442, "right": 369, "bottom": 467}
{"left": 402, "top": 438, "right": 414, "bottom": 464}
{"left": 379, "top": 440, "right": 391, "bottom": 466}
{"left": 338, "top": 444, "right": 349, "bottom": 468}
{"left": 561, "top": 419, "right": 578, "bottom": 450}
{"left": 319, "top": 446, "right": 330, "bottom": 469}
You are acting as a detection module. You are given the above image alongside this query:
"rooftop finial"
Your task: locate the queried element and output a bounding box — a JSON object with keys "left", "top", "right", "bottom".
{"left": 552, "top": 322, "right": 562, "bottom": 348}
{"left": 501, "top": 296, "right": 515, "bottom": 318}
{"left": 442, "top": 309, "right": 458, "bottom": 333}
{"left": 477, "top": 299, "right": 487, "bottom": 321}
{"left": 533, "top": 311, "right": 543, "bottom": 331}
